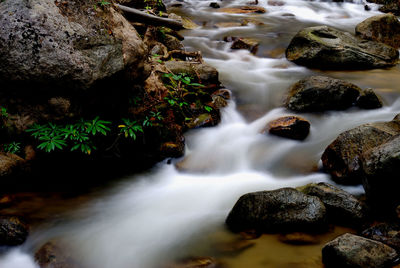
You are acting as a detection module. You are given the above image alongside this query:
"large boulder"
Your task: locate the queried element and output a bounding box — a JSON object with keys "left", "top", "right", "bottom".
{"left": 285, "top": 76, "right": 361, "bottom": 112}
{"left": 355, "top": 14, "right": 400, "bottom": 49}
{"left": 361, "top": 135, "right": 400, "bottom": 210}
{"left": 286, "top": 26, "right": 399, "bottom": 69}
{"left": 225, "top": 188, "right": 327, "bottom": 233}
{"left": 299, "top": 182, "right": 366, "bottom": 226}
{"left": 322, "top": 233, "right": 398, "bottom": 268}
{"left": 321, "top": 117, "right": 400, "bottom": 185}
{"left": 267, "top": 116, "right": 310, "bottom": 140}
{"left": 0, "top": 216, "right": 29, "bottom": 246}
{"left": 0, "top": 0, "right": 147, "bottom": 92}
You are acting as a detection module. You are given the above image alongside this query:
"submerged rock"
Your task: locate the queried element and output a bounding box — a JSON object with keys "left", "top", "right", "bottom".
{"left": 165, "top": 256, "right": 222, "bottom": 268}
{"left": 321, "top": 117, "right": 400, "bottom": 185}
{"left": 218, "top": 6, "right": 267, "bottom": 14}
{"left": 322, "top": 233, "right": 398, "bottom": 268}
{"left": 35, "top": 242, "right": 80, "bottom": 268}
{"left": 226, "top": 188, "right": 326, "bottom": 233}
{"left": 356, "top": 88, "right": 383, "bottom": 109}
{"left": 278, "top": 232, "right": 320, "bottom": 245}
{"left": 231, "top": 38, "right": 259, "bottom": 54}
{"left": 285, "top": 76, "right": 361, "bottom": 112}
{"left": 267, "top": 116, "right": 310, "bottom": 140}
{"left": 286, "top": 26, "right": 399, "bottom": 69}
{"left": 362, "top": 223, "right": 400, "bottom": 252}
{"left": 355, "top": 14, "right": 400, "bottom": 49}
{"left": 0, "top": 0, "right": 146, "bottom": 92}
{"left": 299, "top": 182, "right": 366, "bottom": 226}
{"left": 0, "top": 216, "right": 29, "bottom": 246}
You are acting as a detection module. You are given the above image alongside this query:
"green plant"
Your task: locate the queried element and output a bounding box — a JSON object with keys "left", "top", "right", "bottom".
{"left": 26, "top": 117, "right": 111, "bottom": 154}
{"left": 2, "top": 142, "right": 21, "bottom": 154}
{"left": 143, "top": 111, "right": 164, "bottom": 127}
{"left": 118, "top": 119, "right": 143, "bottom": 140}
{"left": 204, "top": 105, "right": 213, "bottom": 112}
{"left": 0, "top": 107, "right": 8, "bottom": 118}
{"left": 98, "top": 0, "right": 111, "bottom": 6}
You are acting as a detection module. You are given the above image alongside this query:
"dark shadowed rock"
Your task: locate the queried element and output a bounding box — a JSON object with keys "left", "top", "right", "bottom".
{"left": 226, "top": 188, "right": 326, "bottom": 233}
{"left": 267, "top": 116, "right": 310, "bottom": 140}
{"left": 299, "top": 182, "right": 366, "bottom": 226}
{"left": 286, "top": 26, "right": 399, "bottom": 70}
{"left": 0, "top": 153, "right": 25, "bottom": 178}
{"left": 0, "top": 0, "right": 147, "bottom": 92}
{"left": 356, "top": 88, "right": 383, "bottom": 109}
{"left": 361, "top": 135, "right": 400, "bottom": 210}
{"left": 355, "top": 14, "right": 400, "bottom": 49}
{"left": 321, "top": 118, "right": 400, "bottom": 185}
{"left": 379, "top": 1, "right": 400, "bottom": 15}
{"left": 0, "top": 216, "right": 29, "bottom": 246}
{"left": 322, "top": 233, "right": 398, "bottom": 268}
{"left": 285, "top": 76, "right": 361, "bottom": 112}
{"left": 362, "top": 223, "right": 400, "bottom": 252}
{"left": 210, "top": 2, "right": 221, "bottom": 8}
{"left": 163, "top": 34, "right": 184, "bottom": 51}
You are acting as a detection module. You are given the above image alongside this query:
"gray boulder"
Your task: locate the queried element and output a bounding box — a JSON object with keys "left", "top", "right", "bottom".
{"left": 226, "top": 188, "right": 327, "bottom": 233}
{"left": 0, "top": 0, "right": 147, "bottom": 91}
{"left": 355, "top": 14, "right": 400, "bottom": 49}
{"left": 299, "top": 182, "right": 366, "bottom": 226}
{"left": 285, "top": 76, "right": 361, "bottom": 112}
{"left": 321, "top": 117, "right": 400, "bottom": 185}
{"left": 322, "top": 233, "right": 398, "bottom": 268}
{"left": 286, "top": 26, "right": 399, "bottom": 69}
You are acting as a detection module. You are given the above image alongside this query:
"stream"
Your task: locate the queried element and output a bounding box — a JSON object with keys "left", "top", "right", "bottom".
{"left": 1, "top": 0, "right": 400, "bottom": 267}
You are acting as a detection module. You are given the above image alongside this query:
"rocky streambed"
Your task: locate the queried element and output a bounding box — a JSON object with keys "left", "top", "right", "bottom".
{"left": 1, "top": 0, "right": 400, "bottom": 267}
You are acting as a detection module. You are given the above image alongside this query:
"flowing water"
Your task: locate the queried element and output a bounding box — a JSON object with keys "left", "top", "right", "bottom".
{"left": 1, "top": 0, "right": 400, "bottom": 267}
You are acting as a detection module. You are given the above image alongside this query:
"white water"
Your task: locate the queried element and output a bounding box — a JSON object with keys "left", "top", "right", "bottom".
{"left": 1, "top": 0, "right": 399, "bottom": 267}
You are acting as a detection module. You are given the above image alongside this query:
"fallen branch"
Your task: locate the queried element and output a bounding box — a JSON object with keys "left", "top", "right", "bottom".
{"left": 115, "top": 4, "right": 184, "bottom": 30}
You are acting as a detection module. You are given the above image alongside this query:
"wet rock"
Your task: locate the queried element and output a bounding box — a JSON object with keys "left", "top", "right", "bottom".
{"left": 278, "top": 232, "right": 320, "bottom": 245}
{"left": 212, "top": 89, "right": 231, "bottom": 100}
{"left": 286, "top": 26, "right": 399, "bottom": 70}
{"left": 299, "top": 182, "right": 366, "bottom": 226}
{"left": 356, "top": 88, "right": 383, "bottom": 109}
{"left": 231, "top": 38, "right": 259, "bottom": 54}
{"left": 210, "top": 2, "right": 221, "bottom": 8}
{"left": 218, "top": 6, "right": 267, "bottom": 14}
{"left": 361, "top": 135, "right": 400, "bottom": 210}
{"left": 268, "top": 0, "right": 285, "bottom": 6}
{"left": 212, "top": 96, "right": 228, "bottom": 109}
{"left": 285, "top": 76, "right": 361, "bottom": 112}
{"left": 379, "top": 2, "right": 400, "bottom": 16}
{"left": 0, "top": 216, "right": 29, "bottom": 246}
{"left": 35, "top": 242, "right": 80, "bottom": 268}
{"left": 362, "top": 223, "right": 400, "bottom": 251}
{"left": 163, "top": 34, "right": 184, "bottom": 51}
{"left": 0, "top": 152, "right": 25, "bottom": 177}
{"left": 160, "top": 141, "right": 185, "bottom": 158}
{"left": 226, "top": 188, "right": 327, "bottom": 233}
{"left": 0, "top": 0, "right": 146, "bottom": 92}
{"left": 48, "top": 97, "right": 72, "bottom": 116}
{"left": 164, "top": 61, "right": 219, "bottom": 85}
{"left": 165, "top": 256, "right": 222, "bottom": 268}
{"left": 355, "top": 14, "right": 400, "bottom": 49}
{"left": 321, "top": 118, "right": 400, "bottom": 185}
{"left": 322, "top": 233, "right": 398, "bottom": 268}
{"left": 267, "top": 116, "right": 310, "bottom": 141}
{"left": 186, "top": 114, "right": 216, "bottom": 129}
